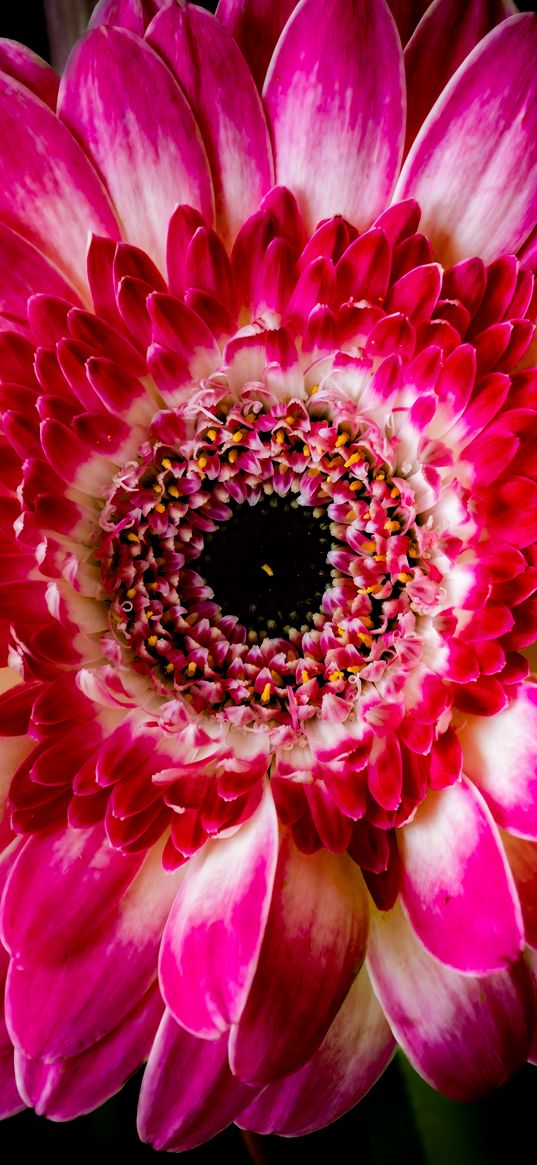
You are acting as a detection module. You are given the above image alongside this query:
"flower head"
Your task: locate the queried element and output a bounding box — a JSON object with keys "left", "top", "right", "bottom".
{"left": 1, "top": 0, "right": 537, "bottom": 1148}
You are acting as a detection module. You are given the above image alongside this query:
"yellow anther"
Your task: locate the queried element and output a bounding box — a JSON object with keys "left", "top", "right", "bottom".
{"left": 398, "top": 572, "right": 412, "bottom": 584}
{"left": 361, "top": 617, "right": 373, "bottom": 628}
{"left": 261, "top": 682, "right": 272, "bottom": 703}
{"left": 275, "top": 430, "right": 285, "bottom": 444}
{"left": 155, "top": 503, "right": 166, "bottom": 513}
{"left": 358, "top": 633, "right": 373, "bottom": 648}
{"left": 347, "top": 664, "right": 364, "bottom": 674}
{"left": 126, "top": 532, "right": 139, "bottom": 543}
{"left": 300, "top": 670, "right": 309, "bottom": 684}
{"left": 147, "top": 635, "right": 158, "bottom": 647}
{"left": 391, "top": 487, "right": 400, "bottom": 499}
{"left": 384, "top": 519, "right": 400, "bottom": 533}
{"left": 374, "top": 553, "right": 386, "bottom": 562}
{"left": 329, "top": 670, "right": 344, "bottom": 682}
{"left": 165, "top": 662, "right": 174, "bottom": 674}
{"left": 207, "top": 428, "right": 217, "bottom": 441}
{"left": 361, "top": 540, "right": 376, "bottom": 554}
{"left": 308, "top": 465, "right": 321, "bottom": 475}
{"left": 228, "top": 448, "right": 239, "bottom": 464}
{"left": 153, "top": 483, "right": 163, "bottom": 493}
{"left": 271, "top": 670, "right": 283, "bottom": 684}
{"left": 370, "top": 584, "right": 383, "bottom": 594}
{"left": 145, "top": 609, "right": 154, "bottom": 620}
{"left": 345, "top": 452, "right": 362, "bottom": 468}
{"left": 336, "top": 433, "right": 349, "bottom": 447}
{"left": 245, "top": 413, "right": 256, "bottom": 424}
{"left": 186, "top": 661, "right": 197, "bottom": 676}
{"left": 285, "top": 414, "right": 295, "bottom": 425}
{"left": 168, "top": 484, "right": 180, "bottom": 498}
{"left": 261, "top": 563, "right": 274, "bottom": 577}
{"left": 161, "top": 458, "right": 172, "bottom": 470}
{"left": 197, "top": 456, "right": 208, "bottom": 470}
{"left": 309, "top": 383, "right": 319, "bottom": 395}
{"left": 302, "top": 444, "right": 311, "bottom": 457}
{"left": 147, "top": 582, "right": 158, "bottom": 591}
{"left": 337, "top": 626, "right": 346, "bottom": 637}
{"left": 363, "top": 511, "right": 371, "bottom": 521}
{"left": 350, "top": 480, "right": 362, "bottom": 491}
{"left": 232, "top": 429, "right": 244, "bottom": 444}
{"left": 375, "top": 469, "right": 386, "bottom": 481}
{"left": 408, "top": 542, "right": 419, "bottom": 557}
{"left": 126, "top": 587, "right": 136, "bottom": 599}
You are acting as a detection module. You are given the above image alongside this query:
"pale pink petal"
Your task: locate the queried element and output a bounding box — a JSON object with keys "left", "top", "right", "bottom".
{"left": 236, "top": 965, "right": 394, "bottom": 1135}
{"left": 15, "top": 983, "right": 163, "bottom": 1120}
{"left": 147, "top": 4, "right": 273, "bottom": 245}
{"left": 263, "top": 0, "right": 405, "bottom": 235}
{"left": 395, "top": 14, "right": 537, "bottom": 264}
{"left": 398, "top": 779, "right": 524, "bottom": 972}
{"left": 0, "top": 74, "right": 119, "bottom": 299}
{"left": 459, "top": 684, "right": 537, "bottom": 838}
{"left": 0, "top": 40, "right": 59, "bottom": 108}
{"left": 216, "top": 0, "right": 298, "bottom": 90}
{"left": 138, "top": 1011, "right": 257, "bottom": 1152}
{"left": 229, "top": 837, "right": 369, "bottom": 1085}
{"left": 5, "top": 840, "right": 183, "bottom": 1060}
{"left": 404, "top": 0, "right": 517, "bottom": 153}
{"left": 159, "top": 782, "right": 278, "bottom": 1039}
{"left": 58, "top": 27, "right": 214, "bottom": 273}
{"left": 367, "top": 900, "right": 535, "bottom": 1101}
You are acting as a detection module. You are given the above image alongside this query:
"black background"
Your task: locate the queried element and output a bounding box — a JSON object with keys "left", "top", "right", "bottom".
{"left": 1, "top": 2, "right": 537, "bottom": 1161}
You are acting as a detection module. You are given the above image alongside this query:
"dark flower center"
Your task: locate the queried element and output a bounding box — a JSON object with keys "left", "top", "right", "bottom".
{"left": 198, "top": 494, "right": 332, "bottom": 637}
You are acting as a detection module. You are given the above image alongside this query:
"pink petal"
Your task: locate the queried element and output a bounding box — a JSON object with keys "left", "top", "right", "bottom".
{"left": 367, "top": 899, "right": 535, "bottom": 1101}
{"left": 138, "top": 1011, "right": 257, "bottom": 1152}
{"left": 147, "top": 4, "right": 273, "bottom": 245}
{"left": 263, "top": 0, "right": 404, "bottom": 234}
{"left": 15, "top": 982, "right": 163, "bottom": 1120}
{"left": 501, "top": 832, "right": 537, "bottom": 949}
{"left": 0, "top": 73, "right": 119, "bottom": 299}
{"left": 404, "top": 0, "right": 517, "bottom": 153}
{"left": 58, "top": 27, "right": 214, "bottom": 273}
{"left": 237, "top": 965, "right": 394, "bottom": 1135}
{"left": 399, "top": 779, "right": 524, "bottom": 972}
{"left": 0, "top": 40, "right": 59, "bottom": 108}
{"left": 5, "top": 840, "right": 183, "bottom": 1060}
{"left": 216, "top": 0, "right": 298, "bottom": 90}
{"left": 159, "top": 782, "right": 278, "bottom": 1039}
{"left": 459, "top": 683, "right": 537, "bottom": 838}
{"left": 89, "top": 0, "right": 146, "bottom": 34}
{"left": 229, "top": 836, "right": 369, "bottom": 1085}
{"left": 395, "top": 14, "right": 537, "bottom": 264}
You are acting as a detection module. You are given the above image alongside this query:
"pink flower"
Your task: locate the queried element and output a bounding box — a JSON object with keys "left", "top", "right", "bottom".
{"left": 1, "top": 0, "right": 537, "bottom": 1149}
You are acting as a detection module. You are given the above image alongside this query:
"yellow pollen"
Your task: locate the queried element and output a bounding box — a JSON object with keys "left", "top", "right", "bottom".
{"left": 285, "top": 414, "right": 294, "bottom": 425}
{"left": 168, "top": 485, "right": 180, "bottom": 498}
{"left": 261, "top": 563, "right": 274, "bottom": 577}
{"left": 408, "top": 542, "right": 419, "bottom": 557}
{"left": 308, "top": 466, "right": 321, "bottom": 475}
{"left": 232, "top": 429, "right": 244, "bottom": 444}
{"left": 165, "top": 662, "right": 174, "bottom": 673}
{"left": 161, "top": 458, "right": 172, "bottom": 470}
{"left": 207, "top": 428, "right": 217, "bottom": 441}
{"left": 245, "top": 413, "right": 255, "bottom": 424}
{"left": 153, "top": 483, "right": 163, "bottom": 493}
{"left": 391, "top": 487, "right": 400, "bottom": 499}
{"left": 300, "top": 670, "right": 309, "bottom": 684}
{"left": 361, "top": 540, "right": 376, "bottom": 554}
{"left": 186, "top": 661, "right": 197, "bottom": 676}
{"left": 347, "top": 664, "right": 364, "bottom": 674}
{"left": 147, "top": 635, "right": 158, "bottom": 647}
{"left": 370, "top": 584, "right": 383, "bottom": 594}
{"left": 361, "top": 617, "right": 373, "bottom": 628}
{"left": 375, "top": 469, "right": 386, "bottom": 481}
{"left": 350, "top": 480, "right": 362, "bottom": 491}
{"left": 147, "top": 582, "right": 158, "bottom": 591}
{"left": 302, "top": 444, "right": 311, "bottom": 457}
{"left": 126, "top": 532, "right": 139, "bottom": 543}
{"left": 197, "top": 456, "right": 208, "bottom": 469}
{"left": 228, "top": 448, "right": 239, "bottom": 464}
{"left": 374, "top": 553, "right": 386, "bottom": 562}
{"left": 126, "top": 587, "right": 136, "bottom": 599}
{"left": 345, "top": 452, "right": 362, "bottom": 468}
{"left": 145, "top": 609, "right": 154, "bottom": 620}
{"left": 275, "top": 430, "right": 285, "bottom": 444}
{"left": 309, "top": 384, "right": 319, "bottom": 395}
{"left": 337, "top": 626, "right": 346, "bottom": 637}
{"left": 336, "top": 433, "right": 349, "bottom": 447}
{"left": 155, "top": 503, "right": 166, "bottom": 514}
{"left": 329, "top": 670, "right": 344, "bottom": 682}
{"left": 363, "top": 511, "right": 371, "bottom": 521}
{"left": 398, "top": 572, "right": 412, "bottom": 584}
{"left": 384, "top": 520, "right": 400, "bottom": 532}
{"left": 358, "top": 633, "right": 373, "bottom": 647}
{"left": 261, "top": 682, "right": 272, "bottom": 703}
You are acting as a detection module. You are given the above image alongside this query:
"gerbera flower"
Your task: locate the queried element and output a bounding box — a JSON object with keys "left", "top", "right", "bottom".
{"left": 1, "top": 0, "right": 537, "bottom": 1151}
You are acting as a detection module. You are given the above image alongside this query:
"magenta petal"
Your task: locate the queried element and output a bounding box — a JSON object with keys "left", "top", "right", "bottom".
{"left": 367, "top": 900, "right": 534, "bottom": 1101}
{"left": 5, "top": 841, "right": 183, "bottom": 1060}
{"left": 15, "top": 982, "right": 163, "bottom": 1120}
{"left": 216, "top": 0, "right": 298, "bottom": 90}
{"left": 229, "top": 837, "right": 369, "bottom": 1086}
{"left": 399, "top": 780, "right": 524, "bottom": 972}
{"left": 0, "top": 40, "right": 59, "bottom": 108}
{"left": 404, "top": 0, "right": 517, "bottom": 153}
{"left": 159, "top": 783, "right": 278, "bottom": 1039}
{"left": 396, "top": 14, "right": 537, "bottom": 264}
{"left": 237, "top": 965, "right": 394, "bottom": 1135}
{"left": 263, "top": 0, "right": 404, "bottom": 234}
{"left": 0, "top": 73, "right": 119, "bottom": 299}
{"left": 1, "top": 823, "right": 143, "bottom": 963}
{"left": 147, "top": 4, "right": 273, "bottom": 245}
{"left": 459, "top": 684, "right": 537, "bottom": 838}
{"left": 138, "top": 1010, "right": 256, "bottom": 1152}
{"left": 58, "top": 27, "right": 214, "bottom": 272}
